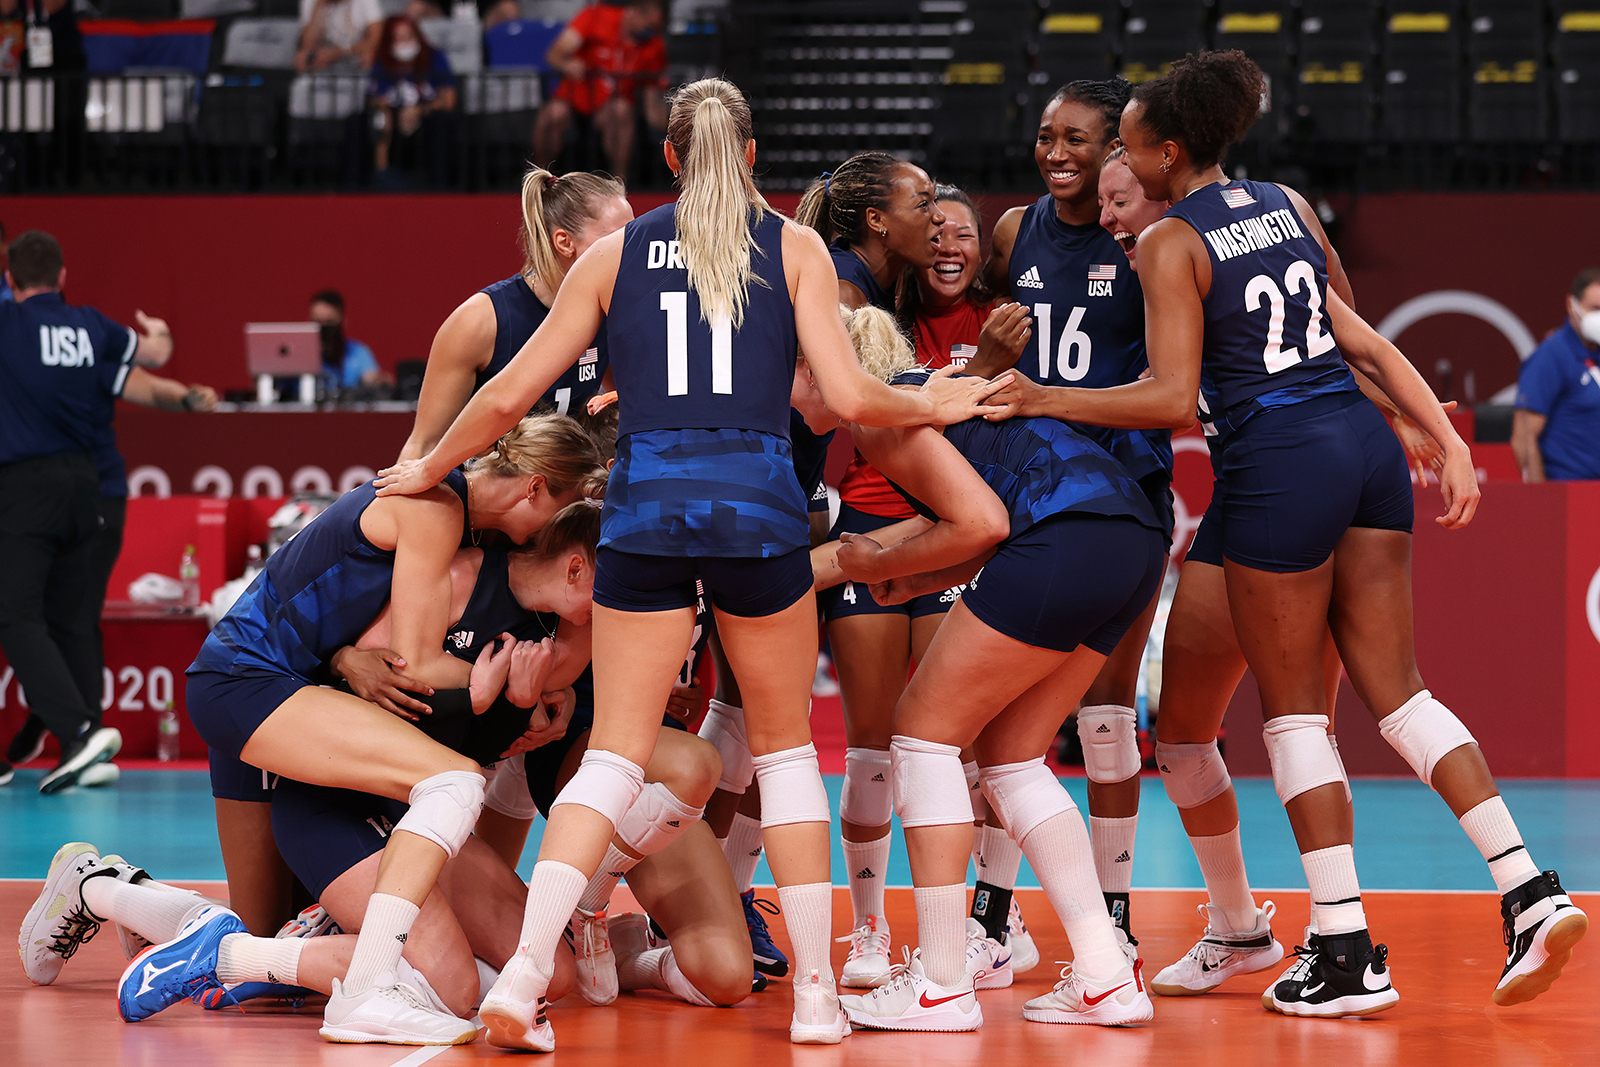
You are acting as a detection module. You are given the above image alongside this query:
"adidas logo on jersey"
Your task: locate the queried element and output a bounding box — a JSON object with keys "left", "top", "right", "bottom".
{"left": 449, "top": 630, "right": 474, "bottom": 649}
{"left": 1015, "top": 265, "right": 1045, "bottom": 289}
{"left": 1114, "top": 850, "right": 1131, "bottom": 863}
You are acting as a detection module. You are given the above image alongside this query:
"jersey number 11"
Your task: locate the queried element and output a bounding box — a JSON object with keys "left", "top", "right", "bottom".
{"left": 662, "top": 292, "right": 733, "bottom": 397}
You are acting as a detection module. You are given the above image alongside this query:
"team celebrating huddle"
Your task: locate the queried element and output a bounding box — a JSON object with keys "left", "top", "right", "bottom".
{"left": 18, "top": 52, "right": 1590, "bottom": 1048}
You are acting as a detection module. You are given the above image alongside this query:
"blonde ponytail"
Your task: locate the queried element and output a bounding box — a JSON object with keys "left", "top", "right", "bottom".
{"left": 519, "top": 165, "right": 628, "bottom": 283}
{"left": 667, "top": 78, "right": 771, "bottom": 329}
{"left": 841, "top": 304, "right": 918, "bottom": 383}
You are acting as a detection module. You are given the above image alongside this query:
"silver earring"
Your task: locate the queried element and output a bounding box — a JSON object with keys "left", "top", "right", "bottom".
{"left": 878, "top": 228, "right": 888, "bottom": 237}
{"left": 1159, "top": 159, "right": 1170, "bottom": 173}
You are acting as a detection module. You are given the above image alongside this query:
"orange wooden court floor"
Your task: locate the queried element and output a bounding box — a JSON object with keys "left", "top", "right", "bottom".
{"left": 5, "top": 886, "right": 1595, "bottom": 1067}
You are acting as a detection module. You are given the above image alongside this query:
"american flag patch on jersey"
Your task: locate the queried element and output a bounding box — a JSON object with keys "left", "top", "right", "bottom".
{"left": 1221, "top": 186, "right": 1256, "bottom": 209}
{"left": 578, "top": 347, "right": 599, "bottom": 365}
{"left": 1087, "top": 264, "right": 1117, "bottom": 280}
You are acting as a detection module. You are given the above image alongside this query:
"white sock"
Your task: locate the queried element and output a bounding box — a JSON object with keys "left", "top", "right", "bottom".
{"left": 842, "top": 834, "right": 891, "bottom": 927}
{"left": 80, "top": 877, "right": 208, "bottom": 944}
{"left": 1089, "top": 815, "right": 1138, "bottom": 895}
{"left": 1459, "top": 796, "right": 1540, "bottom": 894}
{"left": 618, "top": 946, "right": 716, "bottom": 1006}
{"left": 976, "top": 822, "right": 1022, "bottom": 889}
{"left": 1019, "top": 811, "right": 1125, "bottom": 978}
{"left": 342, "top": 893, "right": 419, "bottom": 994}
{"left": 217, "top": 932, "right": 305, "bottom": 985}
{"left": 912, "top": 883, "right": 968, "bottom": 987}
{"left": 723, "top": 813, "right": 763, "bottom": 894}
{"left": 1189, "top": 826, "right": 1259, "bottom": 934}
{"left": 1302, "top": 844, "right": 1366, "bottom": 936}
{"left": 775, "top": 881, "right": 833, "bottom": 982}
{"left": 515, "top": 861, "right": 588, "bottom": 968}
{"left": 577, "top": 844, "right": 638, "bottom": 913}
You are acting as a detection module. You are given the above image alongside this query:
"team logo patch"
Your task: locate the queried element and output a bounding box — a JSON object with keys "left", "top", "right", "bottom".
{"left": 578, "top": 347, "right": 599, "bottom": 366}
{"left": 1221, "top": 186, "right": 1257, "bottom": 209}
{"left": 1015, "top": 265, "right": 1045, "bottom": 289}
{"left": 449, "top": 630, "right": 474, "bottom": 649}
{"left": 1087, "top": 264, "right": 1117, "bottom": 280}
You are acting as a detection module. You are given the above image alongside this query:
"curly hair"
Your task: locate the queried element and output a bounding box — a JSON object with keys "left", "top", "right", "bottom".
{"left": 1046, "top": 77, "right": 1133, "bottom": 144}
{"left": 794, "top": 151, "right": 905, "bottom": 247}
{"left": 1131, "top": 50, "right": 1265, "bottom": 169}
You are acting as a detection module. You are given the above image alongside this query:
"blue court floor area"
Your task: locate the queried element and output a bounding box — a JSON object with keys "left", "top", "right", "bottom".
{"left": 2, "top": 772, "right": 1598, "bottom": 892}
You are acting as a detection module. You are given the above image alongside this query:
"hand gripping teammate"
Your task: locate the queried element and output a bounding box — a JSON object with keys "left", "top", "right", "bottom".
{"left": 374, "top": 77, "right": 1009, "bottom": 1049}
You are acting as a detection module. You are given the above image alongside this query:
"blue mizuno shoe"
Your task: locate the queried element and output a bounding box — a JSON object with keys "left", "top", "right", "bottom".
{"left": 200, "top": 981, "right": 317, "bottom": 1011}
{"left": 742, "top": 890, "right": 789, "bottom": 978}
{"left": 118, "top": 905, "right": 248, "bottom": 1021}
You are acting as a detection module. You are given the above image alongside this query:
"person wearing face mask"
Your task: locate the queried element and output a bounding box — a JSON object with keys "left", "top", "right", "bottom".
{"left": 368, "top": 15, "right": 457, "bottom": 187}
{"left": 1513, "top": 268, "right": 1600, "bottom": 483}
{"left": 308, "top": 289, "right": 388, "bottom": 397}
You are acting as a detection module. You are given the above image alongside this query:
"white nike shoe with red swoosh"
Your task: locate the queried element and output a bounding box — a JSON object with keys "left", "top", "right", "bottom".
{"left": 839, "top": 948, "right": 981, "bottom": 1032}
{"left": 1023, "top": 959, "right": 1154, "bottom": 1026}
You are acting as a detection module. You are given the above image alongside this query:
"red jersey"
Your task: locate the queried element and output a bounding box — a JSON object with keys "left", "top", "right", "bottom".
{"left": 554, "top": 3, "right": 668, "bottom": 116}
{"left": 839, "top": 299, "right": 992, "bottom": 518}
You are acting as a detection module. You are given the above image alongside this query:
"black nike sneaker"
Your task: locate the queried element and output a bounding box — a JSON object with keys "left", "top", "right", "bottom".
{"left": 1495, "top": 870, "right": 1588, "bottom": 1006}
{"left": 8, "top": 714, "right": 48, "bottom": 765}
{"left": 1263, "top": 929, "right": 1400, "bottom": 1018}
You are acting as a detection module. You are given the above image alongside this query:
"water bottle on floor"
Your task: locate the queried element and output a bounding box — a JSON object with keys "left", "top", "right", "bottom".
{"left": 156, "top": 710, "right": 180, "bottom": 762}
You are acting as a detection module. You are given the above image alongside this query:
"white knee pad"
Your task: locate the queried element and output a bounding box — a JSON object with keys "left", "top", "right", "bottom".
{"left": 963, "top": 760, "right": 983, "bottom": 819}
{"left": 1155, "top": 739, "right": 1232, "bottom": 809}
{"left": 889, "top": 736, "right": 972, "bottom": 829}
{"left": 616, "top": 782, "right": 704, "bottom": 857}
{"left": 1378, "top": 689, "right": 1477, "bottom": 787}
{"left": 751, "top": 744, "right": 831, "bottom": 827}
{"left": 1328, "top": 733, "right": 1352, "bottom": 803}
{"left": 841, "top": 748, "right": 894, "bottom": 827}
{"left": 481, "top": 757, "right": 536, "bottom": 821}
{"left": 1262, "top": 715, "right": 1346, "bottom": 805}
{"left": 697, "top": 699, "right": 754, "bottom": 794}
{"left": 549, "top": 749, "right": 646, "bottom": 829}
{"left": 1077, "top": 704, "right": 1141, "bottom": 784}
{"left": 397, "top": 770, "right": 486, "bottom": 859}
{"left": 979, "top": 758, "right": 1076, "bottom": 844}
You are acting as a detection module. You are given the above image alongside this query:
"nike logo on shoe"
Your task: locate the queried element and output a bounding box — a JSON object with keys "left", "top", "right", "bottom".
{"left": 1362, "top": 965, "right": 1390, "bottom": 992}
{"left": 137, "top": 959, "right": 185, "bottom": 996}
{"left": 1302, "top": 982, "right": 1325, "bottom": 997}
{"left": 1081, "top": 982, "right": 1132, "bottom": 1007}
{"left": 918, "top": 989, "right": 971, "bottom": 1008}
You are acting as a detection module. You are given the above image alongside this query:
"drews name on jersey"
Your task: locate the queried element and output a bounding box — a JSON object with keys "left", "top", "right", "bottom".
{"left": 647, "top": 240, "right": 686, "bottom": 270}
{"left": 1198, "top": 207, "right": 1308, "bottom": 263}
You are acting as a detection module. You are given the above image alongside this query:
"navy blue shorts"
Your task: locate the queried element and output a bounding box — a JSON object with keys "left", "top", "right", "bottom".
{"left": 1186, "top": 496, "right": 1224, "bottom": 567}
{"left": 1139, "top": 471, "right": 1176, "bottom": 551}
{"left": 594, "top": 545, "right": 813, "bottom": 618}
{"left": 209, "top": 746, "right": 277, "bottom": 803}
{"left": 963, "top": 514, "right": 1164, "bottom": 655}
{"left": 1216, "top": 392, "right": 1413, "bottom": 573}
{"left": 270, "top": 777, "right": 409, "bottom": 899}
{"left": 819, "top": 505, "right": 963, "bottom": 622}
{"left": 186, "top": 668, "right": 308, "bottom": 760}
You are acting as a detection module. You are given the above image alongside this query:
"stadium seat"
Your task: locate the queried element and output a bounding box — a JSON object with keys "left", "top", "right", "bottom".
{"left": 1380, "top": 6, "right": 1461, "bottom": 143}
{"left": 1553, "top": 14, "right": 1600, "bottom": 141}
{"left": 419, "top": 17, "right": 485, "bottom": 76}
{"left": 485, "top": 20, "right": 567, "bottom": 69}
{"left": 1298, "top": 0, "right": 1380, "bottom": 46}
{"left": 179, "top": 0, "right": 256, "bottom": 17}
{"left": 219, "top": 18, "right": 301, "bottom": 71}
{"left": 1466, "top": 10, "right": 1547, "bottom": 142}
{"left": 1213, "top": 7, "right": 1292, "bottom": 143}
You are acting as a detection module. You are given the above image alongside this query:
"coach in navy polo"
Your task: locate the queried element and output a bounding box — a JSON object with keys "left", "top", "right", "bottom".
{"left": 0, "top": 231, "right": 170, "bottom": 793}
{"left": 1513, "top": 267, "right": 1600, "bottom": 483}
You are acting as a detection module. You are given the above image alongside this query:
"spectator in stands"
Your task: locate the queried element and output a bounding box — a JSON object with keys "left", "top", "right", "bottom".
{"left": 1513, "top": 267, "right": 1600, "bottom": 483}
{"left": 310, "top": 289, "right": 390, "bottom": 394}
{"left": 533, "top": 0, "right": 668, "bottom": 179}
{"left": 0, "top": 0, "right": 87, "bottom": 184}
{"left": 404, "top": 0, "right": 447, "bottom": 20}
{"left": 477, "top": 0, "right": 521, "bottom": 32}
{"left": 368, "top": 15, "right": 457, "bottom": 186}
{"left": 296, "top": 0, "right": 383, "bottom": 73}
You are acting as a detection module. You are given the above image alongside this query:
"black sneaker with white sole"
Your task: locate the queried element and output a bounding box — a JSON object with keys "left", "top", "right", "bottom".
{"left": 8, "top": 715, "right": 47, "bottom": 765}
{"left": 39, "top": 727, "right": 122, "bottom": 795}
{"left": 1264, "top": 930, "right": 1400, "bottom": 1018}
{"left": 0, "top": 761, "right": 13, "bottom": 787}
{"left": 1495, "top": 869, "right": 1589, "bottom": 1006}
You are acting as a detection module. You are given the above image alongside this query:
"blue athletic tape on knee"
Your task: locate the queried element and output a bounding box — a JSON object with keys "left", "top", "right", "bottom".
{"left": 397, "top": 770, "right": 485, "bottom": 859}
{"left": 1378, "top": 689, "right": 1477, "bottom": 786}
{"left": 697, "top": 699, "right": 753, "bottom": 794}
{"left": 550, "top": 749, "right": 645, "bottom": 828}
{"left": 751, "top": 744, "right": 830, "bottom": 827}
{"left": 483, "top": 757, "right": 537, "bottom": 821}
{"left": 1077, "top": 705, "right": 1141, "bottom": 784}
{"left": 616, "top": 782, "right": 703, "bottom": 857}
{"left": 1155, "top": 740, "right": 1232, "bottom": 809}
{"left": 842, "top": 748, "right": 894, "bottom": 826}
{"left": 1262, "top": 715, "right": 1345, "bottom": 805}
{"left": 889, "top": 736, "right": 970, "bottom": 828}
{"left": 979, "top": 758, "right": 1075, "bottom": 843}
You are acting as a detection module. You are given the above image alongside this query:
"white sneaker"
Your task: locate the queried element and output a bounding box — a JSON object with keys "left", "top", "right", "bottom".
{"left": 1023, "top": 961, "right": 1154, "bottom": 1026}
{"left": 19, "top": 842, "right": 115, "bottom": 985}
{"left": 610, "top": 912, "right": 659, "bottom": 991}
{"left": 790, "top": 969, "right": 851, "bottom": 1044}
{"left": 480, "top": 948, "right": 556, "bottom": 1052}
{"left": 811, "top": 653, "right": 840, "bottom": 698}
{"left": 319, "top": 973, "right": 479, "bottom": 1045}
{"left": 1006, "top": 897, "right": 1040, "bottom": 974}
{"left": 1114, "top": 926, "right": 1140, "bottom": 969}
{"left": 840, "top": 950, "right": 981, "bottom": 1033}
{"left": 838, "top": 916, "right": 893, "bottom": 988}
{"left": 568, "top": 907, "right": 617, "bottom": 1005}
{"left": 963, "top": 918, "right": 1013, "bottom": 989}
{"left": 1150, "top": 901, "right": 1285, "bottom": 996}
{"left": 77, "top": 762, "right": 120, "bottom": 787}
{"left": 1495, "top": 869, "right": 1590, "bottom": 1006}
{"left": 98, "top": 854, "right": 159, "bottom": 960}
{"left": 277, "top": 903, "right": 342, "bottom": 939}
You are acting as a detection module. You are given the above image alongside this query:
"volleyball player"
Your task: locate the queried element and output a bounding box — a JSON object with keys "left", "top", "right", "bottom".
{"left": 831, "top": 305, "right": 1160, "bottom": 1030}
{"left": 400, "top": 166, "right": 632, "bottom": 461}
{"left": 1016, "top": 49, "right": 1585, "bottom": 1016}
{"left": 375, "top": 78, "right": 1007, "bottom": 1048}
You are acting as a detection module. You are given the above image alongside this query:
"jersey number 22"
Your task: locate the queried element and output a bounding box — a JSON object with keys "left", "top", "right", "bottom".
{"left": 1244, "top": 259, "right": 1335, "bottom": 374}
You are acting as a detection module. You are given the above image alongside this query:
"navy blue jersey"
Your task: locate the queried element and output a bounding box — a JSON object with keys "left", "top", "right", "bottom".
{"left": 478, "top": 274, "right": 608, "bottom": 417}
{"left": 790, "top": 409, "right": 836, "bottom": 514}
{"left": 0, "top": 293, "right": 135, "bottom": 465}
{"left": 1008, "top": 196, "right": 1171, "bottom": 482}
{"left": 1163, "top": 180, "right": 1357, "bottom": 443}
{"left": 830, "top": 243, "right": 894, "bottom": 312}
{"left": 889, "top": 370, "right": 1159, "bottom": 539}
{"left": 440, "top": 546, "right": 560, "bottom": 661}
{"left": 191, "top": 470, "right": 470, "bottom": 680}
{"left": 600, "top": 204, "right": 809, "bottom": 557}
